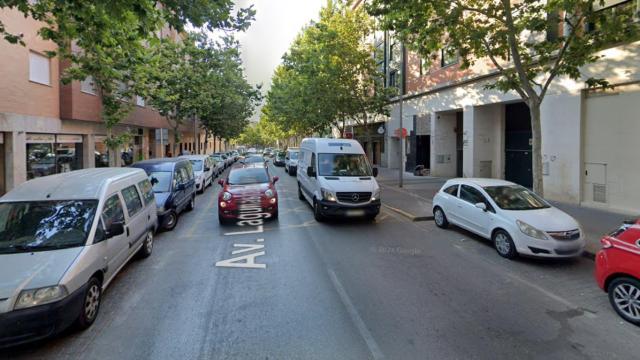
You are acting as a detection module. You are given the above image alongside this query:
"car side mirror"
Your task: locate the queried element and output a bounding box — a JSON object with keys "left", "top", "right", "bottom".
{"left": 307, "top": 167, "right": 316, "bottom": 178}
{"left": 218, "top": 179, "right": 225, "bottom": 186}
{"left": 204, "top": 167, "right": 211, "bottom": 172}
{"left": 105, "top": 222, "right": 125, "bottom": 239}
{"left": 475, "top": 202, "right": 487, "bottom": 211}
{"left": 372, "top": 167, "right": 378, "bottom": 177}
{"left": 150, "top": 177, "right": 159, "bottom": 186}
{"left": 175, "top": 183, "right": 186, "bottom": 191}
{"left": 273, "top": 176, "right": 279, "bottom": 183}
{"left": 285, "top": 157, "right": 289, "bottom": 160}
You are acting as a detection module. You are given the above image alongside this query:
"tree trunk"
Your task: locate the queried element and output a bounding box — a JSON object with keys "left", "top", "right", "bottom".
{"left": 529, "top": 101, "right": 544, "bottom": 196}
{"left": 363, "top": 114, "right": 373, "bottom": 162}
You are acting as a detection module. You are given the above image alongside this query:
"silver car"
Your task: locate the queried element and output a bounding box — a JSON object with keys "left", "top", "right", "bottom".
{"left": 0, "top": 168, "right": 158, "bottom": 347}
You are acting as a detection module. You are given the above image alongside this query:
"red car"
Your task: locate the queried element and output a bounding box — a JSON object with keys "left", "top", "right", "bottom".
{"left": 217, "top": 165, "right": 279, "bottom": 224}
{"left": 595, "top": 219, "right": 640, "bottom": 326}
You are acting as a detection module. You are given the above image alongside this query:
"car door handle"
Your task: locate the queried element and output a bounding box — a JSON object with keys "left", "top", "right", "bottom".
{"left": 126, "top": 226, "right": 130, "bottom": 237}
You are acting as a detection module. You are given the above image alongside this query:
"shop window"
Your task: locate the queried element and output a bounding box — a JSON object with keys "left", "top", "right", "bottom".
{"left": 95, "top": 137, "right": 110, "bottom": 167}
{"left": 26, "top": 134, "right": 83, "bottom": 180}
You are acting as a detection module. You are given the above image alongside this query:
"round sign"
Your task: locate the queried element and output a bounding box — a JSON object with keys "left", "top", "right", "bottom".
{"left": 377, "top": 125, "right": 385, "bottom": 135}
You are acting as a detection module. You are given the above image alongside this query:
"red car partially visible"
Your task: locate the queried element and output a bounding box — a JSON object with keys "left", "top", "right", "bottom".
{"left": 595, "top": 218, "right": 640, "bottom": 326}
{"left": 217, "top": 165, "right": 279, "bottom": 224}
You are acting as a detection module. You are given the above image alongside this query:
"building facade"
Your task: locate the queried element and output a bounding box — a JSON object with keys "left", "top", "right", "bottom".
{"left": 0, "top": 9, "right": 227, "bottom": 196}
{"left": 376, "top": 0, "right": 640, "bottom": 214}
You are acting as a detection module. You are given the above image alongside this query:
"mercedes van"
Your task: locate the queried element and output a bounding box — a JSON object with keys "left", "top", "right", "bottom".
{"left": 297, "top": 138, "right": 381, "bottom": 221}
{"left": 0, "top": 168, "right": 157, "bottom": 347}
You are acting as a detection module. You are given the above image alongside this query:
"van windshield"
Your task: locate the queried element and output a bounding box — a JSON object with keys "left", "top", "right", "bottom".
{"left": 0, "top": 200, "right": 98, "bottom": 254}
{"left": 288, "top": 151, "right": 299, "bottom": 160}
{"left": 318, "top": 154, "right": 372, "bottom": 177}
{"left": 148, "top": 171, "right": 172, "bottom": 192}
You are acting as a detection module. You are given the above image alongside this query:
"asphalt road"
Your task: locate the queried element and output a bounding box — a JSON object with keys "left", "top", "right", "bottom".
{"left": 3, "top": 161, "right": 639, "bottom": 360}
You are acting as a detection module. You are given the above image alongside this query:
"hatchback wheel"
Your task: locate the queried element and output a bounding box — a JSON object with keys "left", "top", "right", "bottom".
{"left": 76, "top": 277, "right": 102, "bottom": 330}
{"left": 493, "top": 230, "right": 518, "bottom": 259}
{"left": 137, "top": 231, "right": 154, "bottom": 258}
{"left": 608, "top": 277, "right": 640, "bottom": 326}
{"left": 163, "top": 210, "right": 178, "bottom": 231}
{"left": 433, "top": 207, "right": 448, "bottom": 228}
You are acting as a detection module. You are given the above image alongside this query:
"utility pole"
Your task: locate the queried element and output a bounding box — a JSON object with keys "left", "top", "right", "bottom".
{"left": 398, "top": 42, "right": 406, "bottom": 188}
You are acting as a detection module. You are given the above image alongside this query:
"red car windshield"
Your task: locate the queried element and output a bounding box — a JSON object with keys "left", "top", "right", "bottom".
{"left": 228, "top": 168, "right": 270, "bottom": 185}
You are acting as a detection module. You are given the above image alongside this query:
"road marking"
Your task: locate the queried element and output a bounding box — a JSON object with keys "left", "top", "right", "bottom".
{"left": 327, "top": 269, "right": 385, "bottom": 360}
{"left": 215, "top": 250, "right": 266, "bottom": 269}
{"left": 224, "top": 225, "right": 263, "bottom": 236}
{"left": 231, "top": 243, "right": 264, "bottom": 255}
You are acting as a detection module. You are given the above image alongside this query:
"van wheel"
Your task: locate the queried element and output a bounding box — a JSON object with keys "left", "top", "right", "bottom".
{"left": 186, "top": 196, "right": 195, "bottom": 211}
{"left": 608, "top": 277, "right": 640, "bottom": 326}
{"left": 163, "top": 211, "right": 178, "bottom": 231}
{"left": 298, "top": 184, "right": 305, "bottom": 200}
{"left": 137, "top": 231, "right": 154, "bottom": 258}
{"left": 433, "top": 207, "right": 448, "bottom": 229}
{"left": 313, "top": 200, "right": 325, "bottom": 222}
{"left": 493, "top": 230, "right": 518, "bottom": 259}
{"left": 76, "top": 277, "right": 102, "bottom": 330}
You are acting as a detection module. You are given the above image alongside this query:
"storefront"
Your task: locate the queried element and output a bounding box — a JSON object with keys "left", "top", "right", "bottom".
{"left": 94, "top": 135, "right": 110, "bottom": 167}
{"left": 26, "top": 133, "right": 83, "bottom": 180}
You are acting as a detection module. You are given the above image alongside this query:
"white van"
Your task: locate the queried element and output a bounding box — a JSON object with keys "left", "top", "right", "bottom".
{"left": 284, "top": 147, "right": 300, "bottom": 176}
{"left": 0, "top": 168, "right": 158, "bottom": 347}
{"left": 297, "top": 138, "right": 381, "bottom": 221}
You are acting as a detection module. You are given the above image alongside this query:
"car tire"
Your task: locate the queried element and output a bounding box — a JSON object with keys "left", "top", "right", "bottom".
{"left": 298, "top": 184, "right": 305, "bottom": 200}
{"left": 218, "top": 214, "right": 229, "bottom": 225}
{"left": 493, "top": 229, "right": 518, "bottom": 259}
{"left": 433, "top": 206, "right": 449, "bottom": 229}
{"left": 285, "top": 167, "right": 289, "bottom": 174}
{"left": 608, "top": 277, "right": 640, "bottom": 326}
{"left": 186, "top": 195, "right": 195, "bottom": 211}
{"left": 366, "top": 213, "right": 378, "bottom": 221}
{"left": 137, "top": 231, "right": 154, "bottom": 259}
{"left": 313, "top": 199, "right": 325, "bottom": 222}
{"left": 75, "top": 277, "right": 102, "bottom": 330}
{"left": 163, "top": 210, "right": 178, "bottom": 231}
{"left": 272, "top": 209, "right": 279, "bottom": 220}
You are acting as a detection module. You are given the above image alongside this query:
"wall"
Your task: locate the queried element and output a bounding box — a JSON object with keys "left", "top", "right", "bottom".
{"left": 430, "top": 112, "right": 457, "bottom": 177}
{"left": 470, "top": 104, "right": 504, "bottom": 179}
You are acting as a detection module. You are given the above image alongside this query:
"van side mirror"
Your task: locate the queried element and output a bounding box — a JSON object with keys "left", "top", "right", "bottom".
{"left": 307, "top": 167, "right": 316, "bottom": 178}
{"left": 475, "top": 202, "right": 487, "bottom": 212}
{"left": 105, "top": 222, "right": 125, "bottom": 239}
{"left": 372, "top": 167, "right": 378, "bottom": 177}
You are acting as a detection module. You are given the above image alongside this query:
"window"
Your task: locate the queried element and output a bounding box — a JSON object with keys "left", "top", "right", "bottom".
{"left": 389, "top": 70, "right": 397, "bottom": 88}
{"left": 138, "top": 180, "right": 155, "bottom": 205}
{"left": 102, "top": 194, "right": 125, "bottom": 229}
{"left": 81, "top": 76, "right": 97, "bottom": 95}
{"left": 310, "top": 153, "right": 316, "bottom": 173}
{"left": 586, "top": 0, "right": 638, "bottom": 33}
{"left": 173, "top": 169, "right": 184, "bottom": 188}
{"left": 136, "top": 95, "right": 145, "bottom": 107}
{"left": 441, "top": 46, "right": 459, "bottom": 67}
{"left": 121, "top": 185, "right": 143, "bottom": 217}
{"left": 29, "top": 51, "right": 50, "bottom": 85}
{"left": 443, "top": 185, "right": 459, "bottom": 196}
{"left": 460, "top": 185, "right": 487, "bottom": 205}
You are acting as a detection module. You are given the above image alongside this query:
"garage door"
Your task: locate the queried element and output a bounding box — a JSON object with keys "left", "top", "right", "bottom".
{"left": 583, "top": 84, "right": 640, "bottom": 213}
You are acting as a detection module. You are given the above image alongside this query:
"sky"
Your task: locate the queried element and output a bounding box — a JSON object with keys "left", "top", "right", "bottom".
{"left": 233, "top": 0, "right": 324, "bottom": 122}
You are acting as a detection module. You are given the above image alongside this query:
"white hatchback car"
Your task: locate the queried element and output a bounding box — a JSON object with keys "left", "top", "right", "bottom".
{"left": 432, "top": 178, "right": 585, "bottom": 259}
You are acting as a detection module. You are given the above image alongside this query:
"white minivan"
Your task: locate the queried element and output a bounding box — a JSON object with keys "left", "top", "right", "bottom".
{"left": 0, "top": 168, "right": 158, "bottom": 348}
{"left": 297, "top": 138, "right": 381, "bottom": 221}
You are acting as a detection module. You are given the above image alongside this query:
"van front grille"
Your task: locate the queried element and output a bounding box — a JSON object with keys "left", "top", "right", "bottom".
{"left": 336, "top": 192, "right": 371, "bottom": 204}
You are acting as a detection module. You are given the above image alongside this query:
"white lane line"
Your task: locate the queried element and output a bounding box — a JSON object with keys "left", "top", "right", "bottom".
{"left": 224, "top": 225, "right": 264, "bottom": 236}
{"left": 327, "top": 269, "right": 385, "bottom": 360}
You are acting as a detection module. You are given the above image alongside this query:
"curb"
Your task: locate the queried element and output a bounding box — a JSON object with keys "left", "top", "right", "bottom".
{"left": 382, "top": 204, "right": 434, "bottom": 222}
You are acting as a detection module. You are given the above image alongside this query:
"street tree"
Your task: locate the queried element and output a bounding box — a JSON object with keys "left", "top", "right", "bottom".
{"left": 265, "top": 0, "right": 393, "bottom": 157}
{"left": 367, "top": 0, "right": 638, "bottom": 195}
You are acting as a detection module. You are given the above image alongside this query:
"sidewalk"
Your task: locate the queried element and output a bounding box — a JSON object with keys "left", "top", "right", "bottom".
{"left": 376, "top": 167, "right": 637, "bottom": 256}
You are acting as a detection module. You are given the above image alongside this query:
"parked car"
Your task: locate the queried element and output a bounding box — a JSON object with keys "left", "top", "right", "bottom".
{"left": 273, "top": 151, "right": 286, "bottom": 166}
{"left": 596, "top": 219, "right": 640, "bottom": 326}
{"left": 131, "top": 158, "right": 196, "bottom": 231}
{"left": 285, "top": 147, "right": 300, "bottom": 175}
{"left": 242, "top": 155, "right": 267, "bottom": 166}
{"left": 180, "top": 155, "right": 215, "bottom": 193}
{"left": 0, "top": 168, "right": 157, "bottom": 348}
{"left": 217, "top": 165, "right": 279, "bottom": 224}
{"left": 215, "top": 153, "right": 231, "bottom": 169}
{"left": 297, "top": 138, "right": 381, "bottom": 222}
{"left": 209, "top": 154, "right": 225, "bottom": 177}
{"left": 432, "top": 178, "right": 585, "bottom": 259}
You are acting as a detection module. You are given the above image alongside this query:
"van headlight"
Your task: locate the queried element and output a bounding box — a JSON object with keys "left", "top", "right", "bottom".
{"left": 516, "top": 220, "right": 549, "bottom": 240}
{"left": 321, "top": 188, "right": 337, "bottom": 202}
{"left": 222, "top": 192, "right": 232, "bottom": 201}
{"left": 371, "top": 189, "right": 381, "bottom": 201}
{"left": 14, "top": 286, "right": 68, "bottom": 310}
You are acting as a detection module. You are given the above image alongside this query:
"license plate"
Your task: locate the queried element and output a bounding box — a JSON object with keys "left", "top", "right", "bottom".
{"left": 346, "top": 209, "right": 365, "bottom": 217}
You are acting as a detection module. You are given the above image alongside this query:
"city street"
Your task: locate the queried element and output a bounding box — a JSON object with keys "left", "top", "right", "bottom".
{"left": 3, "top": 162, "right": 639, "bottom": 360}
